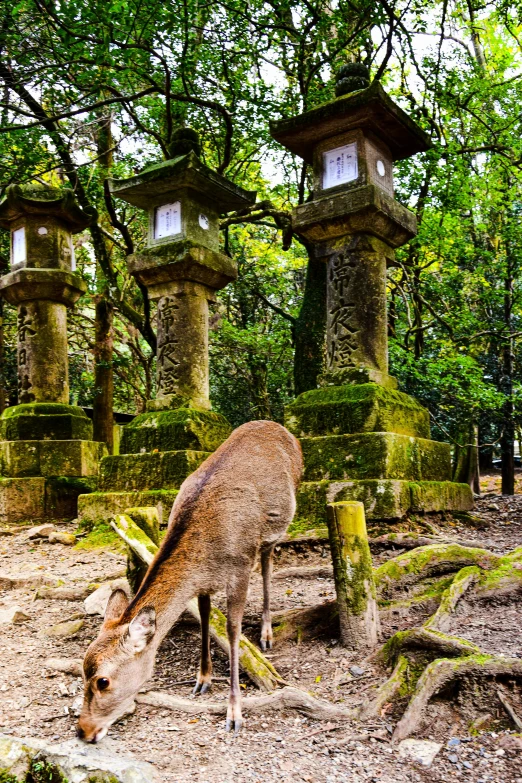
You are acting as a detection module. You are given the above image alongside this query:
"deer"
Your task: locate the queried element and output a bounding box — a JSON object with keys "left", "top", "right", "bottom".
{"left": 77, "top": 420, "right": 303, "bottom": 743}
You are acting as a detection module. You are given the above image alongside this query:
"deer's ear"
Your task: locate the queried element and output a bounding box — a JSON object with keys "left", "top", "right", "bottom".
{"left": 127, "top": 606, "right": 156, "bottom": 653}
{"left": 103, "top": 588, "right": 129, "bottom": 623}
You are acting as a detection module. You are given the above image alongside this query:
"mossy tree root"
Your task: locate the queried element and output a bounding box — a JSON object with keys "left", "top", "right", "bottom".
{"left": 393, "top": 655, "right": 522, "bottom": 741}
{"left": 111, "top": 513, "right": 284, "bottom": 691}
{"left": 382, "top": 626, "right": 480, "bottom": 666}
{"left": 374, "top": 543, "right": 499, "bottom": 600}
{"left": 358, "top": 655, "right": 409, "bottom": 720}
{"left": 426, "top": 565, "right": 480, "bottom": 633}
{"left": 370, "top": 533, "right": 485, "bottom": 552}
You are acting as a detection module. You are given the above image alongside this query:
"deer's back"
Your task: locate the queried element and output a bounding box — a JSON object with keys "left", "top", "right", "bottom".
{"left": 167, "top": 420, "right": 302, "bottom": 560}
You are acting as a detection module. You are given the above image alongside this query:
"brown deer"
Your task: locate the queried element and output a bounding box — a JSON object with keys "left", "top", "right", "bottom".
{"left": 78, "top": 420, "right": 302, "bottom": 742}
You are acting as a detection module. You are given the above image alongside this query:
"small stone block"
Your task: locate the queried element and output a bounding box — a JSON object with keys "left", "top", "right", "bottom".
{"left": 285, "top": 383, "right": 430, "bottom": 439}
{"left": 27, "top": 523, "right": 56, "bottom": 539}
{"left": 120, "top": 406, "right": 231, "bottom": 454}
{"left": 99, "top": 449, "right": 209, "bottom": 491}
{"left": 0, "top": 476, "right": 46, "bottom": 525}
{"left": 48, "top": 531, "right": 76, "bottom": 545}
{"left": 300, "top": 432, "right": 451, "bottom": 482}
{"left": 40, "top": 618, "right": 84, "bottom": 637}
{"left": 78, "top": 489, "right": 179, "bottom": 528}
{"left": 0, "top": 605, "right": 31, "bottom": 624}
{"left": 398, "top": 738, "right": 442, "bottom": 768}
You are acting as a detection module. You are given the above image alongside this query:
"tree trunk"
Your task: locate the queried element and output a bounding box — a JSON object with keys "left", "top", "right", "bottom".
{"left": 93, "top": 297, "right": 114, "bottom": 453}
{"left": 0, "top": 297, "right": 5, "bottom": 414}
{"left": 248, "top": 354, "right": 272, "bottom": 420}
{"left": 501, "top": 272, "right": 515, "bottom": 495}
{"left": 453, "top": 421, "right": 479, "bottom": 490}
{"left": 293, "top": 245, "right": 327, "bottom": 395}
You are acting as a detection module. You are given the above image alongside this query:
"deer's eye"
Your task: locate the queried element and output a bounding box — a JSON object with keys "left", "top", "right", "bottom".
{"left": 97, "top": 677, "right": 110, "bottom": 691}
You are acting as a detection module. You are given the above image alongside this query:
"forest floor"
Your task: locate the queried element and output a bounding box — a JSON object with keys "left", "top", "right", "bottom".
{"left": 0, "top": 481, "right": 521, "bottom": 783}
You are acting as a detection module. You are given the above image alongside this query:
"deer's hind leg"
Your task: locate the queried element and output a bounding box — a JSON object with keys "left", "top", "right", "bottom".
{"left": 260, "top": 543, "right": 275, "bottom": 651}
{"left": 225, "top": 570, "right": 250, "bottom": 733}
{"left": 193, "top": 593, "right": 212, "bottom": 695}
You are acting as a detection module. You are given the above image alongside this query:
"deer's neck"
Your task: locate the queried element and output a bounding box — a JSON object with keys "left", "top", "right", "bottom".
{"left": 126, "top": 547, "right": 198, "bottom": 644}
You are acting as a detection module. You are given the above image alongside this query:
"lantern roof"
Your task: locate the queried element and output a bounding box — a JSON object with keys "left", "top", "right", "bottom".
{"left": 270, "top": 80, "right": 431, "bottom": 164}
{"left": 109, "top": 150, "right": 256, "bottom": 213}
{"left": 0, "top": 184, "right": 92, "bottom": 232}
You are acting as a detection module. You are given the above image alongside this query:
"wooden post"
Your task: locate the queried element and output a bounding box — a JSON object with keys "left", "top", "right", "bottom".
{"left": 326, "top": 501, "right": 380, "bottom": 649}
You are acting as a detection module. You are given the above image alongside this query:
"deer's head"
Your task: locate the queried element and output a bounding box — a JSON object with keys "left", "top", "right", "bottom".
{"left": 77, "top": 589, "right": 156, "bottom": 743}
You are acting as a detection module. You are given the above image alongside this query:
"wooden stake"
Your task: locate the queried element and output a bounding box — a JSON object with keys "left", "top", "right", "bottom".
{"left": 326, "top": 501, "right": 380, "bottom": 649}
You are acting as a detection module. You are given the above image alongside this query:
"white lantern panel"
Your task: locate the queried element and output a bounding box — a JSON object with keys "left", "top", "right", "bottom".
{"left": 155, "top": 202, "right": 181, "bottom": 239}
{"left": 323, "top": 143, "right": 358, "bottom": 189}
{"left": 12, "top": 227, "right": 26, "bottom": 264}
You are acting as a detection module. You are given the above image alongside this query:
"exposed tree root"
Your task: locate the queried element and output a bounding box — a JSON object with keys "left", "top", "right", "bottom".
{"left": 358, "top": 655, "right": 409, "bottom": 720}
{"left": 426, "top": 566, "right": 480, "bottom": 632}
{"left": 393, "top": 655, "right": 522, "bottom": 741}
{"left": 383, "top": 626, "right": 480, "bottom": 663}
{"left": 272, "top": 601, "right": 338, "bottom": 643}
{"left": 137, "top": 686, "right": 356, "bottom": 721}
{"left": 370, "top": 533, "right": 485, "bottom": 551}
{"left": 273, "top": 565, "right": 333, "bottom": 580}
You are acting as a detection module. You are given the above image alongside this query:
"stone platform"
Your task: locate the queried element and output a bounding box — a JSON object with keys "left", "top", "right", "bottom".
{"left": 286, "top": 384, "right": 473, "bottom": 526}
{"left": 0, "top": 404, "right": 106, "bottom": 525}
{"left": 77, "top": 405, "right": 230, "bottom": 529}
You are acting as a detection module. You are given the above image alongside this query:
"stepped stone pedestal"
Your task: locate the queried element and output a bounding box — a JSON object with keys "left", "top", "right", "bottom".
{"left": 271, "top": 65, "right": 473, "bottom": 526}
{"left": 78, "top": 129, "right": 256, "bottom": 528}
{"left": 0, "top": 185, "right": 106, "bottom": 524}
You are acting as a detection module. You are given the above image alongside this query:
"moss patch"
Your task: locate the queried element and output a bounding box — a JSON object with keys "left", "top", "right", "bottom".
{"left": 0, "top": 403, "right": 93, "bottom": 441}
{"left": 76, "top": 521, "right": 123, "bottom": 551}
{"left": 98, "top": 449, "right": 209, "bottom": 492}
{"left": 120, "top": 407, "right": 231, "bottom": 454}
{"left": 285, "top": 383, "right": 430, "bottom": 439}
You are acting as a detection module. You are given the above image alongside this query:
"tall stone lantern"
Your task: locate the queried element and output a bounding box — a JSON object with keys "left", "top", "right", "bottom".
{"left": 0, "top": 184, "right": 107, "bottom": 524}
{"left": 271, "top": 65, "right": 473, "bottom": 522}
{"left": 77, "top": 131, "right": 257, "bottom": 526}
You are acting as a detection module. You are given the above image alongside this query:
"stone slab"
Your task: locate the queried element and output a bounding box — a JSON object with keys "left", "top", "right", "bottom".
{"left": 120, "top": 406, "right": 231, "bottom": 454}
{"left": 296, "top": 479, "right": 473, "bottom": 524}
{"left": 0, "top": 475, "right": 97, "bottom": 525}
{"left": 0, "top": 439, "right": 107, "bottom": 477}
{"left": 99, "top": 449, "right": 209, "bottom": 491}
{"left": 0, "top": 733, "right": 156, "bottom": 782}
{"left": 78, "top": 489, "right": 179, "bottom": 528}
{"left": 285, "top": 383, "right": 430, "bottom": 439}
{"left": 0, "top": 402, "right": 93, "bottom": 441}
{"left": 300, "top": 432, "right": 451, "bottom": 482}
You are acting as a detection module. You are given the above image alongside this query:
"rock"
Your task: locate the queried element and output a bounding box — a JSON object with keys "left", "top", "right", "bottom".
{"left": 84, "top": 578, "right": 129, "bottom": 617}
{"left": 48, "top": 531, "right": 77, "bottom": 546}
{"left": 448, "top": 753, "right": 459, "bottom": 763}
{"left": 498, "top": 735, "right": 522, "bottom": 752}
{"left": 487, "top": 503, "right": 499, "bottom": 511}
{"left": 40, "top": 619, "right": 84, "bottom": 638}
{"left": 0, "top": 572, "right": 55, "bottom": 590}
{"left": 0, "top": 733, "right": 156, "bottom": 782}
{"left": 349, "top": 665, "right": 365, "bottom": 677}
{"left": 447, "top": 737, "right": 461, "bottom": 747}
{"left": 44, "top": 657, "right": 83, "bottom": 676}
{"left": 398, "top": 739, "right": 443, "bottom": 768}
{"left": 27, "top": 523, "right": 56, "bottom": 539}
{"left": 0, "top": 605, "right": 30, "bottom": 624}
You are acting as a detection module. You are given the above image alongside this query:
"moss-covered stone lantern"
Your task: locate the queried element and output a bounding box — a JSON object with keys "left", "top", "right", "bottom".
{"left": 76, "top": 130, "right": 257, "bottom": 528}
{"left": 270, "top": 65, "right": 473, "bottom": 525}
{"left": 0, "top": 184, "right": 106, "bottom": 525}
{"left": 109, "top": 128, "right": 255, "bottom": 410}
{"left": 0, "top": 184, "right": 89, "bottom": 404}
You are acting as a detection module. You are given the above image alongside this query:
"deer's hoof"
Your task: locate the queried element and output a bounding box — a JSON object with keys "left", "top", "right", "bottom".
{"left": 260, "top": 638, "right": 272, "bottom": 651}
{"left": 192, "top": 680, "right": 211, "bottom": 696}
{"left": 225, "top": 717, "right": 243, "bottom": 734}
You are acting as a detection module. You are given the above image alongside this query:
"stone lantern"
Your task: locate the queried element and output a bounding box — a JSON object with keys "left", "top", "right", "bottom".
{"left": 77, "top": 130, "right": 257, "bottom": 527}
{"left": 0, "top": 184, "right": 107, "bottom": 525}
{"left": 270, "top": 65, "right": 473, "bottom": 522}
{"left": 110, "top": 129, "right": 255, "bottom": 411}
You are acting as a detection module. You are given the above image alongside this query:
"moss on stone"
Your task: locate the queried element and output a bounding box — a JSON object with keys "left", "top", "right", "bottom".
{"left": 0, "top": 440, "right": 105, "bottom": 478}
{"left": 0, "top": 403, "right": 93, "bottom": 441}
{"left": 300, "top": 432, "right": 451, "bottom": 482}
{"left": 76, "top": 521, "right": 123, "bottom": 551}
{"left": 285, "top": 383, "right": 430, "bottom": 439}
{"left": 98, "top": 449, "right": 209, "bottom": 492}
{"left": 120, "top": 407, "right": 231, "bottom": 454}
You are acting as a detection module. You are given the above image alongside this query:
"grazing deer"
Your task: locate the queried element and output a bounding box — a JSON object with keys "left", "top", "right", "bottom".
{"left": 78, "top": 420, "right": 302, "bottom": 742}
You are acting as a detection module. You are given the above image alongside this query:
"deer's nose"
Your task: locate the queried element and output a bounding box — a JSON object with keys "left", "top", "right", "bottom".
{"left": 77, "top": 726, "right": 85, "bottom": 740}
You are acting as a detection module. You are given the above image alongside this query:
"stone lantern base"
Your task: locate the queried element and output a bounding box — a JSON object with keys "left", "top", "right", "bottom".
{"left": 285, "top": 384, "right": 473, "bottom": 530}
{"left": 0, "top": 403, "right": 107, "bottom": 525}
{"left": 77, "top": 404, "right": 231, "bottom": 528}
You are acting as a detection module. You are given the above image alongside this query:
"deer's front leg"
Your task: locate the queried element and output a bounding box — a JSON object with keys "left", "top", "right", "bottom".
{"left": 193, "top": 594, "right": 212, "bottom": 695}
{"left": 260, "top": 544, "right": 274, "bottom": 651}
{"left": 225, "top": 572, "right": 249, "bottom": 733}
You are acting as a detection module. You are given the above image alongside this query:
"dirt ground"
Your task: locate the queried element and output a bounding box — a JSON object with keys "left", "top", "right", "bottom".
{"left": 1, "top": 481, "right": 522, "bottom": 783}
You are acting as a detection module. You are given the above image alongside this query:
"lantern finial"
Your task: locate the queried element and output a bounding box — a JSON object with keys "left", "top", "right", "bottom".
{"left": 335, "top": 63, "right": 370, "bottom": 97}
